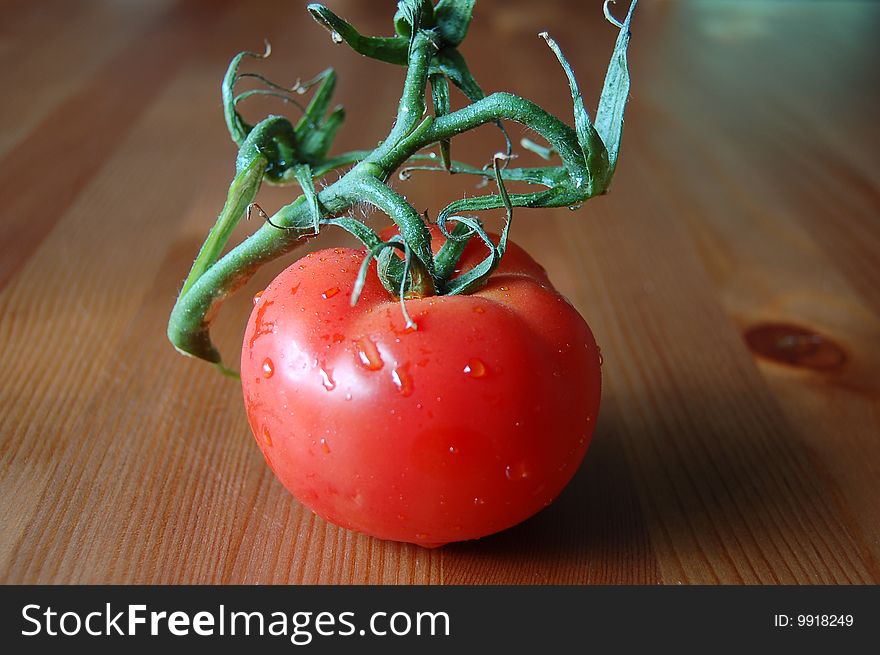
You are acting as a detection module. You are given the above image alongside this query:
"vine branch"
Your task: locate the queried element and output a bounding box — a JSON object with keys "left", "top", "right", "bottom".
{"left": 168, "top": 0, "right": 638, "bottom": 372}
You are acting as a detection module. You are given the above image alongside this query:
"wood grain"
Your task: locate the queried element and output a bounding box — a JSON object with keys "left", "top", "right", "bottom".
{"left": 1, "top": 0, "right": 878, "bottom": 584}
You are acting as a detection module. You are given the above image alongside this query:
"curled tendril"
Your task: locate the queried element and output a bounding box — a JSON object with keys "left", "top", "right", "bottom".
{"left": 233, "top": 88, "right": 310, "bottom": 117}
{"left": 235, "top": 71, "right": 294, "bottom": 94}
{"left": 433, "top": 151, "right": 514, "bottom": 295}
{"left": 291, "top": 69, "right": 333, "bottom": 95}
{"left": 389, "top": 236, "right": 419, "bottom": 330}
{"left": 247, "top": 202, "right": 288, "bottom": 231}
{"left": 492, "top": 151, "right": 514, "bottom": 257}
{"left": 351, "top": 239, "right": 418, "bottom": 330}
{"left": 255, "top": 39, "right": 272, "bottom": 60}
{"left": 603, "top": 0, "right": 625, "bottom": 29}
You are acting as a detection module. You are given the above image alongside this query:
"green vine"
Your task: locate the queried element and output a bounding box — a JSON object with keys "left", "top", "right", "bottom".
{"left": 168, "top": 0, "right": 638, "bottom": 375}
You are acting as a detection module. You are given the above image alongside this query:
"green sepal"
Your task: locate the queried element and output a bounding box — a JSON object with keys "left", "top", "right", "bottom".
{"left": 321, "top": 217, "right": 382, "bottom": 251}
{"left": 307, "top": 4, "right": 408, "bottom": 64}
{"left": 434, "top": 0, "right": 475, "bottom": 47}
{"left": 235, "top": 115, "right": 298, "bottom": 182}
{"left": 540, "top": 32, "right": 609, "bottom": 194}
{"left": 293, "top": 164, "right": 321, "bottom": 234}
{"left": 323, "top": 216, "right": 401, "bottom": 297}
{"left": 357, "top": 176, "right": 437, "bottom": 285}
{"left": 376, "top": 239, "right": 407, "bottom": 294}
{"left": 298, "top": 105, "right": 345, "bottom": 163}
{"left": 349, "top": 239, "right": 408, "bottom": 303}
{"left": 433, "top": 220, "right": 476, "bottom": 284}
{"left": 393, "top": 0, "right": 436, "bottom": 38}
{"left": 437, "top": 156, "right": 513, "bottom": 295}
{"left": 594, "top": 0, "right": 637, "bottom": 183}
{"left": 432, "top": 48, "right": 483, "bottom": 102}
{"left": 293, "top": 68, "right": 336, "bottom": 137}
{"left": 221, "top": 47, "right": 269, "bottom": 146}
{"left": 438, "top": 216, "right": 496, "bottom": 295}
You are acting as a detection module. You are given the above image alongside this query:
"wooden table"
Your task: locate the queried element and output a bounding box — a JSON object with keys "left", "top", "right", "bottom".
{"left": 2, "top": 0, "right": 878, "bottom": 584}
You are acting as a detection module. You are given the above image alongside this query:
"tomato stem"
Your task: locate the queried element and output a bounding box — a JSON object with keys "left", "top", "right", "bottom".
{"left": 168, "top": 0, "right": 639, "bottom": 371}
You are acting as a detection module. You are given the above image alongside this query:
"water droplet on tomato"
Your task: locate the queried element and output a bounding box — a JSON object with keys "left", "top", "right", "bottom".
{"left": 320, "top": 437, "right": 331, "bottom": 454}
{"left": 448, "top": 446, "right": 459, "bottom": 455}
{"left": 415, "top": 532, "right": 428, "bottom": 540}
{"left": 319, "top": 367, "right": 335, "bottom": 391}
{"left": 392, "top": 364, "right": 414, "bottom": 396}
{"left": 597, "top": 347, "right": 604, "bottom": 366}
{"left": 355, "top": 337, "right": 384, "bottom": 370}
{"left": 252, "top": 290, "right": 264, "bottom": 305}
{"left": 261, "top": 426, "right": 273, "bottom": 447}
{"left": 505, "top": 461, "right": 530, "bottom": 481}
{"left": 473, "top": 497, "right": 485, "bottom": 505}
{"left": 262, "top": 358, "right": 274, "bottom": 378}
{"left": 463, "top": 357, "right": 487, "bottom": 378}
{"left": 322, "top": 286, "right": 340, "bottom": 299}
{"left": 345, "top": 393, "right": 352, "bottom": 401}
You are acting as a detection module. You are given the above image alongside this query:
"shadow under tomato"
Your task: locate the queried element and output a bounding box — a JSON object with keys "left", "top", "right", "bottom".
{"left": 441, "top": 408, "right": 659, "bottom": 584}
{"left": 441, "top": 372, "right": 857, "bottom": 584}
{"left": 587, "top": 380, "right": 856, "bottom": 584}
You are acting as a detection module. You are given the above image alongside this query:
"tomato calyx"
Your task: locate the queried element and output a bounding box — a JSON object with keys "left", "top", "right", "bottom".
{"left": 350, "top": 152, "right": 513, "bottom": 318}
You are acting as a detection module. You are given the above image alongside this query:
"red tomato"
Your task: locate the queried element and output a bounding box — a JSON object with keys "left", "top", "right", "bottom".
{"left": 240, "top": 230, "right": 601, "bottom": 547}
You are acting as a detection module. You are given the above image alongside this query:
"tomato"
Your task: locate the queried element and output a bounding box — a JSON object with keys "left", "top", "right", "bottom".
{"left": 240, "top": 230, "right": 601, "bottom": 547}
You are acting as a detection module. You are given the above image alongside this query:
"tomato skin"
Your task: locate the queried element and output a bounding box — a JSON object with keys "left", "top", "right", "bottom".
{"left": 240, "top": 233, "right": 601, "bottom": 547}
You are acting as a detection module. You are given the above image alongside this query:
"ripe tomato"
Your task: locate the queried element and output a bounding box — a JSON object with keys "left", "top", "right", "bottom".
{"left": 240, "top": 230, "right": 601, "bottom": 547}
